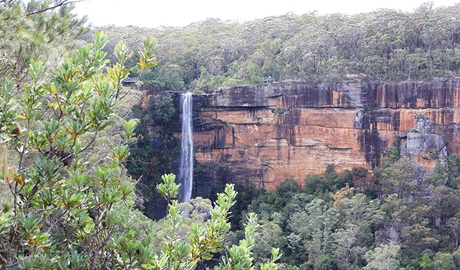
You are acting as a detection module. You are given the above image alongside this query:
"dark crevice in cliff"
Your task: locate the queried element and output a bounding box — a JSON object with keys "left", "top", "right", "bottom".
{"left": 359, "top": 127, "right": 383, "bottom": 168}
{"left": 328, "top": 148, "right": 354, "bottom": 151}
{"left": 209, "top": 106, "right": 271, "bottom": 110}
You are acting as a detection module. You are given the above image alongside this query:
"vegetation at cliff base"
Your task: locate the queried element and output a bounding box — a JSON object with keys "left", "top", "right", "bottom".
{"left": 224, "top": 158, "right": 460, "bottom": 269}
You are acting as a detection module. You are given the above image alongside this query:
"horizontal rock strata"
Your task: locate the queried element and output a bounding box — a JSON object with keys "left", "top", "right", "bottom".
{"left": 190, "top": 79, "right": 459, "bottom": 190}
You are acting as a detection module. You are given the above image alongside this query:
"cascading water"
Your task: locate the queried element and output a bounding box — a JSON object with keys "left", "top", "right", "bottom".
{"left": 179, "top": 92, "right": 193, "bottom": 202}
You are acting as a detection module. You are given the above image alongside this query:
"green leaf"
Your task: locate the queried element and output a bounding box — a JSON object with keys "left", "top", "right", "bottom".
{"left": 156, "top": 173, "right": 180, "bottom": 201}
{"left": 122, "top": 118, "right": 138, "bottom": 139}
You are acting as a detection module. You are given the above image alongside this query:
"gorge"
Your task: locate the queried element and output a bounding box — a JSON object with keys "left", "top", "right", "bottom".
{"left": 143, "top": 78, "right": 460, "bottom": 195}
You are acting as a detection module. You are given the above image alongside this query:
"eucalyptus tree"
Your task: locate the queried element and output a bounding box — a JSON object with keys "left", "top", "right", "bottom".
{"left": 287, "top": 198, "right": 338, "bottom": 269}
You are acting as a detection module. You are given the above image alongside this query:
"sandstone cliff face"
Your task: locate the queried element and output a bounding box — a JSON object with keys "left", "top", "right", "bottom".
{"left": 399, "top": 115, "right": 448, "bottom": 169}
{"left": 186, "top": 78, "right": 460, "bottom": 191}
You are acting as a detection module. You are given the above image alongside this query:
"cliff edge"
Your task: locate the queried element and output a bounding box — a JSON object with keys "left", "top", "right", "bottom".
{"left": 189, "top": 79, "right": 459, "bottom": 190}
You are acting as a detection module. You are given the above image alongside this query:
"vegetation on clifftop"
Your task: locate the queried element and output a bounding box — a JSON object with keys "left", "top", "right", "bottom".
{"left": 101, "top": 3, "right": 460, "bottom": 93}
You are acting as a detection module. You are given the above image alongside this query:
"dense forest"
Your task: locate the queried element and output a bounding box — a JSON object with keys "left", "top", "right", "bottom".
{"left": 2, "top": 0, "right": 460, "bottom": 269}
{"left": 100, "top": 2, "right": 460, "bottom": 93}
{"left": 221, "top": 155, "right": 460, "bottom": 269}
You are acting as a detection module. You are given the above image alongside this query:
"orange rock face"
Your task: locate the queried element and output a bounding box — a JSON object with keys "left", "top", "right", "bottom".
{"left": 194, "top": 108, "right": 366, "bottom": 190}
{"left": 191, "top": 79, "right": 460, "bottom": 190}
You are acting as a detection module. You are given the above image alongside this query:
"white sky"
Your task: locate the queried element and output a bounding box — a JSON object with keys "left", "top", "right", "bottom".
{"left": 73, "top": 0, "right": 460, "bottom": 28}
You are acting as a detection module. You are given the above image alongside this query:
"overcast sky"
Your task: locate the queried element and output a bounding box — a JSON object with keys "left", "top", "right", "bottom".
{"left": 73, "top": 0, "right": 460, "bottom": 28}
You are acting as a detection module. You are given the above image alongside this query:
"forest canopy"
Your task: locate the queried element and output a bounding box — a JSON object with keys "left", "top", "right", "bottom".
{"left": 100, "top": 2, "right": 460, "bottom": 93}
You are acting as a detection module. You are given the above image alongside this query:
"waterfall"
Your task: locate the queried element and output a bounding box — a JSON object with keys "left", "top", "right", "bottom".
{"left": 179, "top": 92, "right": 193, "bottom": 202}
